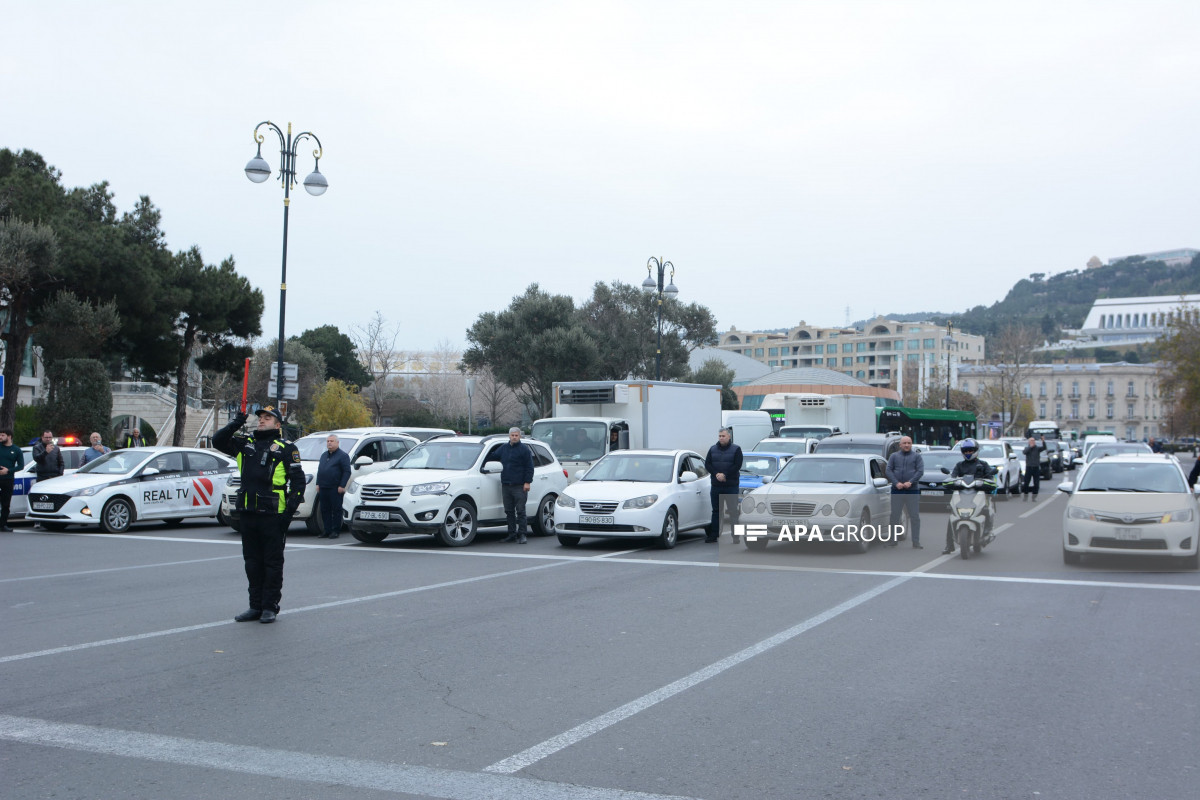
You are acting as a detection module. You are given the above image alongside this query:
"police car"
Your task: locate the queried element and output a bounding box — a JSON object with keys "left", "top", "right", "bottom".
{"left": 9, "top": 446, "right": 91, "bottom": 521}
{"left": 24, "top": 447, "right": 237, "bottom": 533}
{"left": 220, "top": 427, "right": 421, "bottom": 535}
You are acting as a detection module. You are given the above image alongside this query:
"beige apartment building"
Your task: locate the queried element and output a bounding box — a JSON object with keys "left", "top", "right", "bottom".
{"left": 718, "top": 317, "right": 987, "bottom": 392}
{"left": 958, "top": 361, "right": 1169, "bottom": 441}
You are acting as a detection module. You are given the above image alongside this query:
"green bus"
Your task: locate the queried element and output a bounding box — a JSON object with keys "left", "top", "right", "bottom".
{"left": 877, "top": 407, "right": 977, "bottom": 446}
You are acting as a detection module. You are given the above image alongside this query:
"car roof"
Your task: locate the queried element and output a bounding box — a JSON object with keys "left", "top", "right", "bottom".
{"left": 788, "top": 452, "right": 880, "bottom": 461}
{"left": 603, "top": 449, "right": 695, "bottom": 457}
{"left": 746, "top": 451, "right": 794, "bottom": 458}
{"left": 818, "top": 432, "right": 898, "bottom": 442}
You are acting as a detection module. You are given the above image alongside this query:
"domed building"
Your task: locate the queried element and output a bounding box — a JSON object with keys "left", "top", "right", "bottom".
{"left": 735, "top": 366, "right": 899, "bottom": 411}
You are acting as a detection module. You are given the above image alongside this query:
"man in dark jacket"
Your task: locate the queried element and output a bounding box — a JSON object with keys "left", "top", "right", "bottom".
{"left": 494, "top": 427, "right": 534, "bottom": 544}
{"left": 213, "top": 405, "right": 304, "bottom": 623}
{"left": 885, "top": 436, "right": 924, "bottom": 548}
{"left": 32, "top": 430, "right": 64, "bottom": 482}
{"left": 315, "top": 433, "right": 351, "bottom": 539}
{"left": 123, "top": 429, "right": 145, "bottom": 449}
{"left": 705, "top": 427, "right": 743, "bottom": 543}
{"left": 1021, "top": 436, "right": 1046, "bottom": 501}
{"left": 943, "top": 439, "right": 997, "bottom": 554}
{"left": 0, "top": 429, "right": 23, "bottom": 532}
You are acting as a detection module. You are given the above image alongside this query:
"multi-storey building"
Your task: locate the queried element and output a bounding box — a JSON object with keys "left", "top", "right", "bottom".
{"left": 959, "top": 361, "right": 1168, "bottom": 441}
{"left": 718, "top": 317, "right": 986, "bottom": 392}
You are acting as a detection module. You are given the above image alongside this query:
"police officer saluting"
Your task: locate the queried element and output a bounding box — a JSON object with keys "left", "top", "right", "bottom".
{"left": 213, "top": 405, "right": 304, "bottom": 624}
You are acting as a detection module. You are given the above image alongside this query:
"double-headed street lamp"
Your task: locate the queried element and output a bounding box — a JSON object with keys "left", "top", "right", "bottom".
{"left": 943, "top": 320, "right": 955, "bottom": 410}
{"left": 244, "top": 121, "right": 328, "bottom": 412}
{"left": 641, "top": 257, "right": 678, "bottom": 381}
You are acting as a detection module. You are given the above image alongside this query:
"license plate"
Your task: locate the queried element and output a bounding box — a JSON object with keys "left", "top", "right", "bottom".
{"left": 920, "top": 490, "right": 943, "bottom": 497}
{"left": 358, "top": 510, "right": 389, "bottom": 521}
{"left": 32, "top": 502, "right": 53, "bottom": 510}
{"left": 1115, "top": 527, "right": 1142, "bottom": 540}
{"left": 579, "top": 515, "right": 614, "bottom": 525}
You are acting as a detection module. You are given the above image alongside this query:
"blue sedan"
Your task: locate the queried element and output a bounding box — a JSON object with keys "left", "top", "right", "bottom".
{"left": 739, "top": 452, "right": 794, "bottom": 495}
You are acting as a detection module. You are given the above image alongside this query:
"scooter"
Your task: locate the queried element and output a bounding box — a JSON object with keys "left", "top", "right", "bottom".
{"left": 939, "top": 469, "right": 998, "bottom": 560}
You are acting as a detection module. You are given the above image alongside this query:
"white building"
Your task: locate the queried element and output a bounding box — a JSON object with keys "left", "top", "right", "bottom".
{"left": 1078, "top": 294, "right": 1200, "bottom": 346}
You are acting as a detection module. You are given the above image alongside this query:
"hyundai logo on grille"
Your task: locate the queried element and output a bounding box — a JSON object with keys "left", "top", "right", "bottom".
{"left": 38, "top": 495, "right": 48, "bottom": 502}
{"left": 367, "top": 488, "right": 385, "bottom": 496}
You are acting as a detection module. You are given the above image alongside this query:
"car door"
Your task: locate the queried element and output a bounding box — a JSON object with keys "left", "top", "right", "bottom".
{"left": 869, "top": 457, "right": 891, "bottom": 520}
{"left": 525, "top": 443, "right": 557, "bottom": 516}
{"left": 183, "top": 452, "right": 234, "bottom": 517}
{"left": 478, "top": 444, "right": 507, "bottom": 521}
{"left": 138, "top": 451, "right": 188, "bottom": 520}
{"left": 683, "top": 454, "right": 711, "bottom": 529}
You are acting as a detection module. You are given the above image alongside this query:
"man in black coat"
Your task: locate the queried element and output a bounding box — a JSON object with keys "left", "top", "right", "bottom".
{"left": 32, "top": 430, "right": 64, "bottom": 483}
{"left": 495, "top": 427, "right": 534, "bottom": 544}
{"left": 704, "top": 427, "right": 743, "bottom": 543}
{"left": 315, "top": 433, "right": 351, "bottom": 538}
{"left": 1021, "top": 436, "right": 1047, "bottom": 500}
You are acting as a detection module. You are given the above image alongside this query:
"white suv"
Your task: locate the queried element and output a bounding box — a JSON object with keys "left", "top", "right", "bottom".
{"left": 220, "top": 427, "right": 420, "bottom": 535}
{"left": 345, "top": 435, "right": 568, "bottom": 546}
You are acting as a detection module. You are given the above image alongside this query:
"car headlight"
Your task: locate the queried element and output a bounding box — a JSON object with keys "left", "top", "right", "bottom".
{"left": 411, "top": 482, "right": 451, "bottom": 496}
{"left": 623, "top": 494, "right": 658, "bottom": 509}
{"left": 1067, "top": 506, "right": 1095, "bottom": 521}
{"left": 1162, "top": 508, "right": 1193, "bottom": 523}
{"left": 834, "top": 499, "right": 850, "bottom": 517}
{"left": 305, "top": 474, "right": 314, "bottom": 485}
{"left": 740, "top": 496, "right": 757, "bottom": 514}
{"left": 65, "top": 485, "right": 104, "bottom": 497}
{"left": 556, "top": 494, "right": 576, "bottom": 509}
{"left": 346, "top": 478, "right": 359, "bottom": 493}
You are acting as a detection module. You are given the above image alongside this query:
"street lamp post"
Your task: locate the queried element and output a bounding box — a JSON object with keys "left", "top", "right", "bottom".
{"left": 641, "top": 257, "right": 678, "bottom": 381}
{"left": 244, "top": 121, "right": 328, "bottom": 413}
{"left": 943, "top": 320, "right": 955, "bottom": 410}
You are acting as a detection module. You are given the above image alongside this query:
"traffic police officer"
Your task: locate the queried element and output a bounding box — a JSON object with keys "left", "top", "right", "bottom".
{"left": 213, "top": 405, "right": 304, "bottom": 624}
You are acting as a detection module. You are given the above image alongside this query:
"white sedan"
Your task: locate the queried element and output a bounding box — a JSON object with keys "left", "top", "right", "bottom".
{"left": 554, "top": 449, "right": 711, "bottom": 549}
{"left": 24, "top": 447, "right": 237, "bottom": 533}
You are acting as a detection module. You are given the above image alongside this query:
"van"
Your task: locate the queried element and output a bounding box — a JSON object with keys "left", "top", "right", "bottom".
{"left": 721, "top": 411, "right": 773, "bottom": 450}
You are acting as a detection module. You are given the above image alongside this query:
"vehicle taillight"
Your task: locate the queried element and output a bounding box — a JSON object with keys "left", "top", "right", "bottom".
{"left": 563, "top": 469, "right": 568, "bottom": 478}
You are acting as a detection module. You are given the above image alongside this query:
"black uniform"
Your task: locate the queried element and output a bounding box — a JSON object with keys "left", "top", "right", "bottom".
{"left": 213, "top": 413, "right": 304, "bottom": 615}
{"left": 0, "top": 443, "right": 23, "bottom": 530}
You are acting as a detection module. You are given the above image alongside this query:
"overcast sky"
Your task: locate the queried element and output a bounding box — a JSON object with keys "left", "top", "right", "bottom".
{"left": 7, "top": 1, "right": 1199, "bottom": 352}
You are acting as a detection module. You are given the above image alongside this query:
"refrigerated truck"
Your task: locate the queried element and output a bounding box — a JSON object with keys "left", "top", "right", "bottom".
{"left": 531, "top": 380, "right": 723, "bottom": 478}
{"left": 781, "top": 393, "right": 877, "bottom": 439}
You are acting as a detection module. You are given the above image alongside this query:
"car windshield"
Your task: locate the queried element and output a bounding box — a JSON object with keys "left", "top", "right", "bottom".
{"left": 393, "top": 441, "right": 483, "bottom": 470}
{"left": 75, "top": 450, "right": 149, "bottom": 475}
{"left": 1087, "top": 444, "right": 1151, "bottom": 461}
{"left": 583, "top": 454, "right": 675, "bottom": 483}
{"left": 529, "top": 420, "right": 609, "bottom": 461}
{"left": 753, "top": 439, "right": 807, "bottom": 455}
{"left": 920, "top": 451, "right": 961, "bottom": 474}
{"left": 776, "top": 457, "right": 864, "bottom": 484}
{"left": 780, "top": 427, "right": 830, "bottom": 439}
{"left": 978, "top": 444, "right": 1005, "bottom": 460}
{"left": 740, "top": 456, "right": 782, "bottom": 477}
{"left": 816, "top": 442, "right": 885, "bottom": 455}
{"left": 1077, "top": 462, "right": 1186, "bottom": 492}
{"left": 296, "top": 436, "right": 358, "bottom": 461}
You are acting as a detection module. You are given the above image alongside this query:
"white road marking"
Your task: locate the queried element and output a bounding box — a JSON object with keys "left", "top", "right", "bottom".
{"left": 0, "top": 561, "right": 571, "bottom": 665}
{"left": 0, "top": 715, "right": 700, "bottom": 800}
{"left": 484, "top": 574, "right": 912, "bottom": 774}
{"left": 0, "top": 555, "right": 241, "bottom": 584}
{"left": 1019, "top": 494, "right": 1060, "bottom": 518}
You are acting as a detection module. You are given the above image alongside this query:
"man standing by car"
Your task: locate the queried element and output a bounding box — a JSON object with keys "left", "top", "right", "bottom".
{"left": 705, "top": 427, "right": 743, "bottom": 543}
{"left": 32, "top": 430, "right": 64, "bottom": 483}
{"left": 1021, "top": 436, "right": 1046, "bottom": 501}
{"left": 315, "top": 434, "right": 351, "bottom": 539}
{"left": 0, "top": 429, "right": 23, "bottom": 532}
{"left": 81, "top": 432, "right": 111, "bottom": 465}
{"left": 885, "top": 435, "right": 924, "bottom": 548}
{"left": 496, "top": 427, "right": 533, "bottom": 544}
{"left": 213, "top": 405, "right": 304, "bottom": 624}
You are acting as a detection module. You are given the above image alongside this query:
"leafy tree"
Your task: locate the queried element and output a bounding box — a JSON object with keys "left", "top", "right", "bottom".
{"left": 462, "top": 284, "right": 600, "bottom": 418}
{"left": 293, "top": 324, "right": 372, "bottom": 388}
{"left": 164, "top": 247, "right": 263, "bottom": 445}
{"left": 14, "top": 403, "right": 48, "bottom": 446}
{"left": 310, "top": 379, "right": 372, "bottom": 430}
{"left": 1158, "top": 312, "right": 1200, "bottom": 435}
{"left": 36, "top": 290, "right": 121, "bottom": 364}
{"left": 43, "top": 358, "right": 112, "bottom": 440}
{"left": 0, "top": 217, "right": 60, "bottom": 429}
{"left": 580, "top": 281, "right": 718, "bottom": 380}
{"left": 689, "top": 358, "right": 739, "bottom": 410}
{"left": 246, "top": 340, "right": 326, "bottom": 425}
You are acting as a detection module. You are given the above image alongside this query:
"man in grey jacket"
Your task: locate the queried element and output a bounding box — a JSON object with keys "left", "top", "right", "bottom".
{"left": 885, "top": 436, "right": 924, "bottom": 548}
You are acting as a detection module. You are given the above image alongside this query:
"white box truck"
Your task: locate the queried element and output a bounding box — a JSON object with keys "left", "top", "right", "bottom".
{"left": 531, "top": 380, "right": 722, "bottom": 477}
{"left": 780, "top": 393, "right": 877, "bottom": 439}
{"left": 721, "top": 410, "right": 773, "bottom": 450}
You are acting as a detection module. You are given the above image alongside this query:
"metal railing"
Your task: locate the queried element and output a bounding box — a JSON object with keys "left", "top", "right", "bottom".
{"left": 110, "top": 381, "right": 204, "bottom": 410}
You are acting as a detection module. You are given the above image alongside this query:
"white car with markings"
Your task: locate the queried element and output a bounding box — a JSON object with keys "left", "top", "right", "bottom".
{"left": 24, "top": 447, "right": 237, "bottom": 533}
{"left": 553, "top": 449, "right": 712, "bottom": 549}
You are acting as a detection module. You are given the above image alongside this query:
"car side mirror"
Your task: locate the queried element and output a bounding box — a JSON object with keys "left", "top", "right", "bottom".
{"left": 872, "top": 477, "right": 889, "bottom": 488}
{"left": 353, "top": 455, "right": 373, "bottom": 469}
{"left": 1192, "top": 485, "right": 1200, "bottom": 495}
{"left": 679, "top": 471, "right": 698, "bottom": 483}
{"left": 574, "top": 468, "right": 589, "bottom": 479}
{"left": 1057, "top": 482, "right": 1073, "bottom": 493}
{"left": 940, "top": 467, "right": 950, "bottom": 474}
{"left": 482, "top": 462, "right": 503, "bottom": 474}
{"left": 142, "top": 467, "right": 160, "bottom": 476}
{"left": 762, "top": 476, "right": 773, "bottom": 485}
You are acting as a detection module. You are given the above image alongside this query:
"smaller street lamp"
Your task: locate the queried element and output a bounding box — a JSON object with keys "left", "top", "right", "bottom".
{"left": 943, "top": 321, "right": 955, "bottom": 410}
{"left": 641, "top": 257, "right": 678, "bottom": 381}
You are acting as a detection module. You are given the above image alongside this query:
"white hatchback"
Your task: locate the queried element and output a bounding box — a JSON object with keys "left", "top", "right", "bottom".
{"left": 24, "top": 447, "right": 237, "bottom": 533}
{"left": 554, "top": 449, "right": 712, "bottom": 549}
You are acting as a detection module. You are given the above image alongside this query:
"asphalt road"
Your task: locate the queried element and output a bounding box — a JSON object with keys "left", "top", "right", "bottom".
{"left": 2, "top": 466, "right": 1199, "bottom": 799}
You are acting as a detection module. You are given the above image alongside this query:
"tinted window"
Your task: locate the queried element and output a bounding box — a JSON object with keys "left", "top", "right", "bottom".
{"left": 530, "top": 444, "right": 554, "bottom": 467}
{"left": 356, "top": 440, "right": 384, "bottom": 463}
{"left": 686, "top": 455, "right": 708, "bottom": 478}
{"left": 382, "top": 438, "right": 412, "bottom": 461}
{"left": 147, "top": 452, "right": 185, "bottom": 474}
{"left": 186, "top": 452, "right": 226, "bottom": 472}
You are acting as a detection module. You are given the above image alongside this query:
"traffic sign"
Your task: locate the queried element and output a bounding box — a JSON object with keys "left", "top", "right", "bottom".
{"left": 269, "top": 362, "right": 299, "bottom": 381}
{"left": 267, "top": 380, "right": 299, "bottom": 400}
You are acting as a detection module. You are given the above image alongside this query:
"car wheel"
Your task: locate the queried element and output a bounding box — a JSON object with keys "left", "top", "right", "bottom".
{"left": 658, "top": 508, "right": 678, "bottom": 549}
{"left": 226, "top": 517, "right": 241, "bottom": 533}
{"left": 533, "top": 494, "right": 555, "bottom": 536}
{"left": 306, "top": 497, "right": 324, "bottom": 535}
{"left": 351, "top": 528, "right": 389, "bottom": 543}
{"left": 852, "top": 509, "right": 870, "bottom": 554}
{"left": 100, "top": 497, "right": 134, "bottom": 533}
{"left": 557, "top": 534, "right": 581, "bottom": 547}
{"left": 437, "top": 500, "right": 477, "bottom": 547}
{"left": 1062, "top": 546, "right": 1081, "bottom": 565}
{"left": 744, "top": 529, "right": 768, "bottom": 550}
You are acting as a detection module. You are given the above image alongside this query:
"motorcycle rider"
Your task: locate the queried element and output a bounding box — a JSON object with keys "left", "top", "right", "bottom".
{"left": 942, "top": 438, "right": 997, "bottom": 555}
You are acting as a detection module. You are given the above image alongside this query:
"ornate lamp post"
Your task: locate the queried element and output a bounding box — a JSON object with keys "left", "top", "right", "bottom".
{"left": 641, "top": 257, "right": 678, "bottom": 381}
{"left": 943, "top": 320, "right": 955, "bottom": 410}
{"left": 244, "top": 121, "right": 328, "bottom": 412}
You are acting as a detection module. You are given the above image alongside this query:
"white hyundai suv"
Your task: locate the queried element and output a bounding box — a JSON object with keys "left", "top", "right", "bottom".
{"left": 344, "top": 434, "right": 568, "bottom": 546}
{"left": 221, "top": 427, "right": 420, "bottom": 535}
